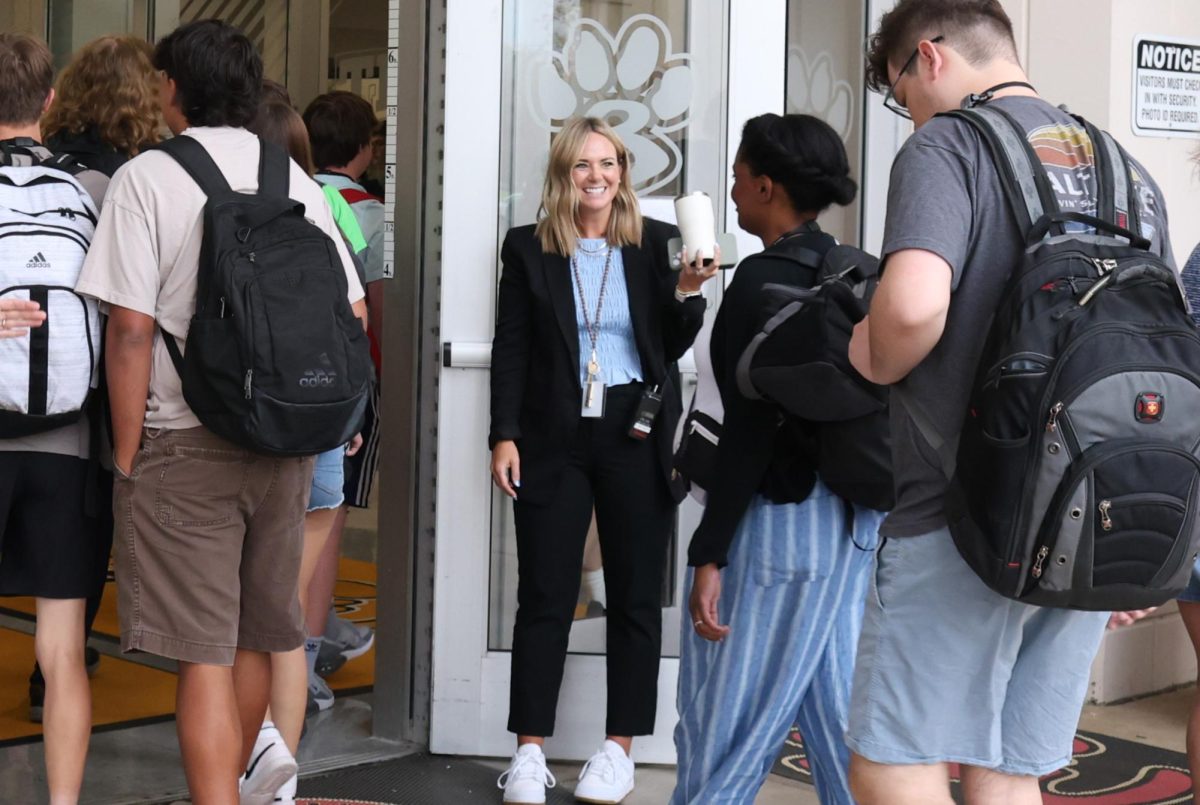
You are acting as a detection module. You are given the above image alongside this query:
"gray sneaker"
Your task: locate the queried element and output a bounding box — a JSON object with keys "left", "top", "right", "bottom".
{"left": 314, "top": 639, "right": 347, "bottom": 678}
{"left": 306, "top": 673, "right": 334, "bottom": 716}
{"left": 324, "top": 609, "right": 375, "bottom": 661}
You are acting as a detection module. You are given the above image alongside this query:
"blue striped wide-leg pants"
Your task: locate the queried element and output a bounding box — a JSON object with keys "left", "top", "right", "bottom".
{"left": 671, "top": 482, "right": 883, "bottom": 805}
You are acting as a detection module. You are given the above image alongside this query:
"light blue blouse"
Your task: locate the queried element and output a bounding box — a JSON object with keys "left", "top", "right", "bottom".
{"left": 571, "top": 238, "right": 644, "bottom": 387}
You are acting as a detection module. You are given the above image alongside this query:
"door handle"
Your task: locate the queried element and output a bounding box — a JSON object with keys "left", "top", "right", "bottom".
{"left": 442, "top": 344, "right": 702, "bottom": 376}
{"left": 442, "top": 342, "right": 492, "bottom": 369}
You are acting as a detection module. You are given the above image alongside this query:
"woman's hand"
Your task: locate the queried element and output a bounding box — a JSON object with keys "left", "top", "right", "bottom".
{"left": 689, "top": 563, "right": 731, "bottom": 642}
{"left": 676, "top": 245, "right": 721, "bottom": 295}
{"left": 491, "top": 440, "right": 521, "bottom": 499}
{"left": 0, "top": 299, "right": 46, "bottom": 338}
{"left": 346, "top": 433, "right": 364, "bottom": 456}
{"left": 1108, "top": 608, "right": 1156, "bottom": 629}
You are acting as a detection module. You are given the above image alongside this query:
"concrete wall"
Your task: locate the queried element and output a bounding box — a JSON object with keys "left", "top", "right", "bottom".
{"left": 1024, "top": 0, "right": 1200, "bottom": 265}
{"left": 0, "top": 1, "right": 46, "bottom": 37}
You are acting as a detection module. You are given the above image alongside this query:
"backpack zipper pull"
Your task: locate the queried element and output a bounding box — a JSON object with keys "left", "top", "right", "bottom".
{"left": 1092, "top": 258, "right": 1118, "bottom": 275}
{"left": 1098, "top": 499, "right": 1113, "bottom": 531}
{"left": 1046, "top": 402, "right": 1064, "bottom": 432}
{"left": 1078, "top": 272, "right": 1114, "bottom": 306}
{"left": 219, "top": 297, "right": 226, "bottom": 318}
{"left": 248, "top": 251, "right": 256, "bottom": 263}
{"left": 1032, "top": 546, "right": 1049, "bottom": 578}
{"left": 244, "top": 369, "right": 253, "bottom": 399}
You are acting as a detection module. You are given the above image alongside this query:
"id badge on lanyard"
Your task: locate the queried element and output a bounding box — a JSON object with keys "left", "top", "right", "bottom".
{"left": 574, "top": 248, "right": 613, "bottom": 418}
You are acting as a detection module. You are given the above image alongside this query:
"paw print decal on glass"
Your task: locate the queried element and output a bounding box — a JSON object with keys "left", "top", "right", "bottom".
{"left": 533, "top": 14, "right": 693, "bottom": 195}
{"left": 787, "top": 46, "right": 854, "bottom": 141}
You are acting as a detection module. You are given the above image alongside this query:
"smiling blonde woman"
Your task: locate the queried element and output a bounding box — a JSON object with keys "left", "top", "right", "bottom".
{"left": 490, "top": 116, "right": 717, "bottom": 805}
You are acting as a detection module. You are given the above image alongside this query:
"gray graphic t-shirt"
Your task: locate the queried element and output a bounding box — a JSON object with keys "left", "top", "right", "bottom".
{"left": 879, "top": 96, "right": 1173, "bottom": 538}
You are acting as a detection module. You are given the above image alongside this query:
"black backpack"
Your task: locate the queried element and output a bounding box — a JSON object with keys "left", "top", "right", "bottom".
{"left": 916, "top": 104, "right": 1200, "bottom": 611}
{"left": 735, "top": 232, "right": 894, "bottom": 511}
{"left": 156, "top": 135, "right": 372, "bottom": 457}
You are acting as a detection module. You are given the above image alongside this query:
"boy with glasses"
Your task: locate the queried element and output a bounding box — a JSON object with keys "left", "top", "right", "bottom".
{"left": 847, "top": 2, "right": 1174, "bottom": 803}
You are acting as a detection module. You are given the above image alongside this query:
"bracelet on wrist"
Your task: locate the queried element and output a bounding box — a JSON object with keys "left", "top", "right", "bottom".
{"left": 674, "top": 287, "right": 703, "bottom": 303}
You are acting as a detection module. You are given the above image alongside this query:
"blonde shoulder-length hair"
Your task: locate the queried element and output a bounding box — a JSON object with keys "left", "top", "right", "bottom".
{"left": 535, "top": 117, "right": 643, "bottom": 257}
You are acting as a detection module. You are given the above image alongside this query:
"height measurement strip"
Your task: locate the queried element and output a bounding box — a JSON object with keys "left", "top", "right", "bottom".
{"left": 384, "top": 0, "right": 400, "bottom": 279}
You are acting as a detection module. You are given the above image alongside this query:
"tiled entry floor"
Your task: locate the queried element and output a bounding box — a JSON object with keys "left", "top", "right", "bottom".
{"left": 0, "top": 687, "right": 1193, "bottom": 803}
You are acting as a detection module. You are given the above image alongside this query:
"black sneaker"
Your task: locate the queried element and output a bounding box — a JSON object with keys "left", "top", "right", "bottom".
{"left": 29, "top": 677, "right": 44, "bottom": 724}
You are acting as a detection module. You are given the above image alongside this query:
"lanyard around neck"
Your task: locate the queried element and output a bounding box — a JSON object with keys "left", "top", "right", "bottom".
{"left": 963, "top": 81, "right": 1036, "bottom": 109}
{"left": 571, "top": 245, "right": 615, "bottom": 364}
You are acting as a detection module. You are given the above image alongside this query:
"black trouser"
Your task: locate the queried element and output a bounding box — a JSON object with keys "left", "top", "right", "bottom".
{"left": 508, "top": 383, "right": 675, "bottom": 737}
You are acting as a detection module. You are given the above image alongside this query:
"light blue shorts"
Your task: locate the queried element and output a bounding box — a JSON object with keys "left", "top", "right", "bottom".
{"left": 307, "top": 446, "right": 345, "bottom": 512}
{"left": 1178, "top": 557, "right": 1200, "bottom": 603}
{"left": 846, "top": 527, "right": 1108, "bottom": 777}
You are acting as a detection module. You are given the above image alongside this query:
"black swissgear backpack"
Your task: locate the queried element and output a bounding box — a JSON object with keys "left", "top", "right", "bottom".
{"left": 156, "top": 135, "right": 371, "bottom": 457}
{"left": 919, "top": 104, "right": 1200, "bottom": 611}
{"left": 735, "top": 231, "right": 894, "bottom": 511}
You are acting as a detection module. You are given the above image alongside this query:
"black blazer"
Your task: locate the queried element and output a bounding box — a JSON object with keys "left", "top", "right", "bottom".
{"left": 490, "top": 217, "right": 705, "bottom": 506}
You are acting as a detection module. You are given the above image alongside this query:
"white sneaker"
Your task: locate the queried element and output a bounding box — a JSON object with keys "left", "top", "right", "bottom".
{"left": 497, "top": 743, "right": 557, "bottom": 804}
{"left": 573, "top": 741, "right": 634, "bottom": 804}
{"left": 273, "top": 771, "right": 297, "bottom": 802}
{"left": 240, "top": 724, "right": 297, "bottom": 805}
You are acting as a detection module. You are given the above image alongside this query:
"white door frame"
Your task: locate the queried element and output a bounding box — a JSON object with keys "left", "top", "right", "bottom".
{"left": 428, "top": 0, "right": 905, "bottom": 764}
{"left": 861, "top": 0, "right": 909, "bottom": 253}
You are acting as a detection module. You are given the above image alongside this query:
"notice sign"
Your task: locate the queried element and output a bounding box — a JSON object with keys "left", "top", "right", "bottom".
{"left": 1133, "top": 35, "right": 1200, "bottom": 138}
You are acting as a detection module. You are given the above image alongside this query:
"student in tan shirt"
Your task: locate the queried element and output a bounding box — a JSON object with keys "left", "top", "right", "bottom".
{"left": 75, "top": 21, "right": 365, "bottom": 804}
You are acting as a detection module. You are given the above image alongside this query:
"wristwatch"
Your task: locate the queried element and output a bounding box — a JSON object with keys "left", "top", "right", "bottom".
{"left": 674, "top": 287, "right": 703, "bottom": 303}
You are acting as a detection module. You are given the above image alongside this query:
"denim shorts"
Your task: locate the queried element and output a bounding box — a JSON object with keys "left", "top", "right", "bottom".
{"left": 307, "top": 445, "right": 346, "bottom": 512}
{"left": 1178, "top": 557, "right": 1200, "bottom": 603}
{"left": 846, "top": 527, "right": 1108, "bottom": 777}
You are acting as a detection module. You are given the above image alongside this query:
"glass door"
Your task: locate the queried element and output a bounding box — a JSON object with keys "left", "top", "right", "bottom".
{"left": 430, "top": 0, "right": 788, "bottom": 763}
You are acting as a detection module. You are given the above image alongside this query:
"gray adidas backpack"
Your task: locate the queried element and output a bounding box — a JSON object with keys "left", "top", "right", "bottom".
{"left": 0, "top": 140, "right": 100, "bottom": 437}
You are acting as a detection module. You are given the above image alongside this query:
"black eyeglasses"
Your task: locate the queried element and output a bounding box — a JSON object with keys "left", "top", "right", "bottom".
{"left": 883, "top": 35, "right": 944, "bottom": 119}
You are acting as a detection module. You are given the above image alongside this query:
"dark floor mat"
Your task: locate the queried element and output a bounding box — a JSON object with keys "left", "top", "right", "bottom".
{"left": 774, "top": 727, "right": 1194, "bottom": 803}
{"left": 298, "top": 752, "right": 575, "bottom": 804}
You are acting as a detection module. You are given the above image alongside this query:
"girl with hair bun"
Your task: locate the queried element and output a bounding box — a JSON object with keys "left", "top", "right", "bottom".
{"left": 672, "top": 113, "right": 884, "bottom": 805}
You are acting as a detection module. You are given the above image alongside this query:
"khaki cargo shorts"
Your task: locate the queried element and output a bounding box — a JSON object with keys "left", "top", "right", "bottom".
{"left": 113, "top": 426, "right": 315, "bottom": 665}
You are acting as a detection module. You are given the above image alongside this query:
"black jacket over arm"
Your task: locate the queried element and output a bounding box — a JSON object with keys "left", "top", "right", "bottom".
{"left": 686, "top": 229, "right": 836, "bottom": 568}
{"left": 490, "top": 218, "right": 705, "bottom": 506}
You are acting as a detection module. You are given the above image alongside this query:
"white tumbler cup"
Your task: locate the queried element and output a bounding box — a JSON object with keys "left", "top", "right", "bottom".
{"left": 675, "top": 191, "right": 716, "bottom": 263}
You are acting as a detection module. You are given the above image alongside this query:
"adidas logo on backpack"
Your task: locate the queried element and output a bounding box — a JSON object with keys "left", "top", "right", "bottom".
{"left": 930, "top": 104, "right": 1200, "bottom": 611}
{"left": 25, "top": 252, "right": 50, "bottom": 268}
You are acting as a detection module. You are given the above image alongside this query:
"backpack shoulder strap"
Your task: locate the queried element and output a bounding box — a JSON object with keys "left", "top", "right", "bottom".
{"left": 890, "top": 384, "right": 956, "bottom": 480}
{"left": 154, "top": 135, "right": 232, "bottom": 198}
{"left": 765, "top": 245, "right": 825, "bottom": 270}
{"left": 339, "top": 187, "right": 381, "bottom": 205}
{"left": 1080, "top": 116, "right": 1142, "bottom": 238}
{"left": 257, "top": 139, "right": 290, "bottom": 198}
{"left": 940, "top": 107, "right": 1059, "bottom": 235}
{"left": 38, "top": 152, "right": 87, "bottom": 177}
